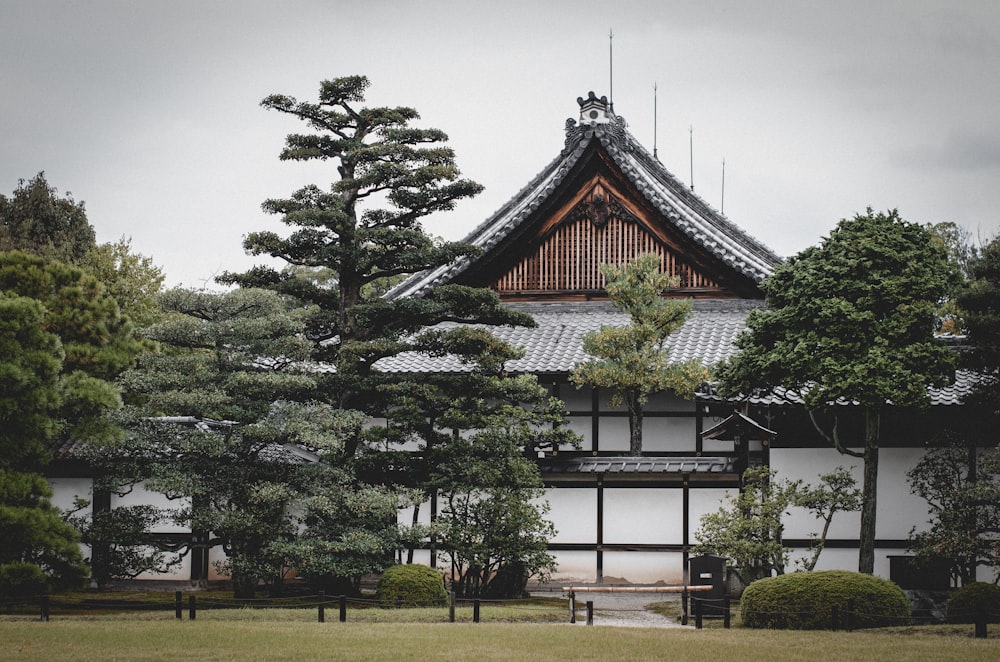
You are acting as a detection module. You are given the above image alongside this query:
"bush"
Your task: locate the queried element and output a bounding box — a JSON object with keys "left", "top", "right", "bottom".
{"left": 946, "top": 582, "right": 1000, "bottom": 624}
{"left": 741, "top": 570, "right": 910, "bottom": 629}
{"left": 0, "top": 562, "right": 48, "bottom": 598}
{"left": 376, "top": 564, "right": 447, "bottom": 607}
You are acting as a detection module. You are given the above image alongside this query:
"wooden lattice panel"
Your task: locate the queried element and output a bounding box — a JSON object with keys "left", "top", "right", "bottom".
{"left": 493, "top": 215, "right": 718, "bottom": 293}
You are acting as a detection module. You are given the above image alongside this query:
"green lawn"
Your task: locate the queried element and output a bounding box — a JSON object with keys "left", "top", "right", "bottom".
{"left": 1, "top": 619, "right": 997, "bottom": 662}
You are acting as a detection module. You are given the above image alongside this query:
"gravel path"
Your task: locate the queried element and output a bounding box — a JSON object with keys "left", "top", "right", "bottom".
{"left": 537, "top": 589, "right": 691, "bottom": 629}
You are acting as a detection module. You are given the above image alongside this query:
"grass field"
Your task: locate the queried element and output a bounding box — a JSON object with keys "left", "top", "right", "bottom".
{"left": 1, "top": 618, "right": 997, "bottom": 662}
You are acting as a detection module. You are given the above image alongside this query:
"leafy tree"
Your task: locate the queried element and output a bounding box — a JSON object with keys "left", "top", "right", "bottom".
{"left": 694, "top": 467, "right": 801, "bottom": 585}
{"left": 907, "top": 435, "right": 1000, "bottom": 585}
{"left": 434, "top": 425, "right": 557, "bottom": 599}
{"left": 717, "top": 209, "right": 956, "bottom": 574}
{"left": 570, "top": 253, "right": 711, "bottom": 455}
{"left": 957, "top": 235, "right": 1000, "bottom": 415}
{"left": 0, "top": 471, "right": 88, "bottom": 594}
{"left": 109, "top": 288, "right": 410, "bottom": 597}
{"left": 80, "top": 237, "right": 166, "bottom": 328}
{"left": 0, "top": 173, "right": 96, "bottom": 263}
{"left": 218, "top": 75, "right": 534, "bottom": 453}
{"left": 795, "top": 467, "right": 862, "bottom": 571}
{"left": 66, "top": 501, "right": 181, "bottom": 590}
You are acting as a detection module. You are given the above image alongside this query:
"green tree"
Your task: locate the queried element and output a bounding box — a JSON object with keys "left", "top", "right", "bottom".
{"left": 80, "top": 237, "right": 166, "bottom": 328}
{"left": 694, "top": 467, "right": 802, "bottom": 585}
{"left": 717, "top": 209, "right": 956, "bottom": 574}
{"left": 0, "top": 173, "right": 96, "bottom": 263}
{"left": 218, "top": 75, "right": 533, "bottom": 451}
{"left": 907, "top": 436, "right": 1000, "bottom": 585}
{"left": 957, "top": 235, "right": 1000, "bottom": 414}
{"left": 796, "top": 467, "right": 862, "bottom": 572}
{"left": 570, "top": 253, "right": 711, "bottom": 455}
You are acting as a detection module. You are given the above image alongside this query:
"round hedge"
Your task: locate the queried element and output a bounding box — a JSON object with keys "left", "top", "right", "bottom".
{"left": 946, "top": 582, "right": 1000, "bottom": 624}
{"left": 376, "top": 564, "right": 447, "bottom": 607}
{"left": 740, "top": 570, "right": 910, "bottom": 629}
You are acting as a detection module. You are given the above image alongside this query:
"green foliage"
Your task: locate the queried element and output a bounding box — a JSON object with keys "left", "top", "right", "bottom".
{"left": 67, "top": 502, "right": 182, "bottom": 590}
{"left": 907, "top": 437, "right": 1000, "bottom": 585}
{"left": 694, "top": 467, "right": 801, "bottom": 585}
{"left": 740, "top": 570, "right": 911, "bottom": 629}
{"left": 0, "top": 561, "right": 48, "bottom": 597}
{"left": 945, "top": 582, "right": 1000, "bottom": 624}
{"left": 718, "top": 209, "right": 956, "bottom": 574}
{"left": 796, "top": 467, "right": 862, "bottom": 571}
{"left": 0, "top": 173, "right": 96, "bottom": 263}
{"left": 571, "top": 254, "right": 710, "bottom": 455}
{"left": 957, "top": 235, "right": 1000, "bottom": 415}
{"left": 0, "top": 470, "right": 88, "bottom": 594}
{"left": 80, "top": 236, "right": 165, "bottom": 327}
{"left": 376, "top": 564, "right": 447, "bottom": 607}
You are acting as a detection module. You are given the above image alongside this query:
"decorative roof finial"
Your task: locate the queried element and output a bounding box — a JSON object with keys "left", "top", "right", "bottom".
{"left": 577, "top": 91, "right": 612, "bottom": 126}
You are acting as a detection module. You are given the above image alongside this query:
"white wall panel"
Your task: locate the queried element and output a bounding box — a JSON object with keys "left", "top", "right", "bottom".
{"left": 549, "top": 550, "right": 598, "bottom": 583}
{"left": 540, "top": 488, "right": 596, "bottom": 543}
{"left": 603, "top": 488, "right": 683, "bottom": 545}
{"left": 597, "top": 417, "right": 629, "bottom": 452}
{"left": 602, "top": 551, "right": 684, "bottom": 585}
{"left": 688, "top": 488, "right": 736, "bottom": 542}
{"left": 877, "top": 447, "right": 933, "bottom": 538}
{"left": 47, "top": 477, "right": 92, "bottom": 513}
{"left": 566, "top": 416, "right": 593, "bottom": 450}
{"left": 771, "top": 448, "right": 863, "bottom": 540}
{"left": 642, "top": 417, "right": 697, "bottom": 452}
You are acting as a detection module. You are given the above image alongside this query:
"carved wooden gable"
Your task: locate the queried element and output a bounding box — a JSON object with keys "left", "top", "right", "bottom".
{"left": 491, "top": 176, "right": 728, "bottom": 298}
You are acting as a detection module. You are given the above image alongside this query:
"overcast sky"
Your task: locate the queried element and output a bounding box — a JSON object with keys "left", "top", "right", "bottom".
{"left": 2, "top": 1, "right": 998, "bottom": 287}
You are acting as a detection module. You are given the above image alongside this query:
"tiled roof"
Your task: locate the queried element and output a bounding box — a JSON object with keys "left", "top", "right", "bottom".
{"left": 697, "top": 369, "right": 983, "bottom": 408}
{"left": 374, "top": 299, "right": 761, "bottom": 375}
{"left": 540, "top": 455, "right": 736, "bottom": 475}
{"left": 387, "top": 112, "right": 782, "bottom": 300}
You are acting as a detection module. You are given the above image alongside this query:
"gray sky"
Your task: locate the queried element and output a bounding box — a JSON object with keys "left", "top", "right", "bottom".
{"left": 3, "top": 0, "right": 998, "bottom": 287}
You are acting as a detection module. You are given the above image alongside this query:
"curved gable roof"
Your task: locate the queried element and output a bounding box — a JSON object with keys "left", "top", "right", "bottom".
{"left": 389, "top": 106, "right": 782, "bottom": 300}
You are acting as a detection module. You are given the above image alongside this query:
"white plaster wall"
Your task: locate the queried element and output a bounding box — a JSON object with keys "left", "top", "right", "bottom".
{"left": 876, "top": 447, "right": 933, "bottom": 538}
{"left": 597, "top": 417, "right": 629, "bottom": 453}
{"left": 540, "top": 488, "right": 596, "bottom": 543}
{"left": 642, "top": 417, "right": 697, "bottom": 452}
{"left": 47, "top": 477, "right": 92, "bottom": 513}
{"left": 770, "top": 448, "right": 863, "bottom": 540}
{"left": 111, "top": 482, "right": 188, "bottom": 534}
{"left": 688, "top": 488, "right": 736, "bottom": 542}
{"left": 602, "top": 551, "right": 684, "bottom": 585}
{"left": 784, "top": 546, "right": 860, "bottom": 574}
{"left": 549, "top": 550, "right": 598, "bottom": 583}
{"left": 566, "top": 416, "right": 592, "bottom": 451}
{"left": 603, "top": 488, "right": 683, "bottom": 545}
{"left": 398, "top": 499, "right": 434, "bottom": 527}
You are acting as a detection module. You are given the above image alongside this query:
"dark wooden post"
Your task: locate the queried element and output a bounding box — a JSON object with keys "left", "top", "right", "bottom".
{"left": 724, "top": 596, "right": 731, "bottom": 629}
{"left": 449, "top": 591, "right": 456, "bottom": 623}
{"left": 175, "top": 591, "right": 182, "bottom": 620}
{"left": 188, "top": 594, "right": 196, "bottom": 620}
{"left": 586, "top": 600, "right": 594, "bottom": 626}
{"left": 339, "top": 595, "right": 347, "bottom": 623}
{"left": 318, "top": 591, "right": 325, "bottom": 623}
{"left": 473, "top": 599, "right": 480, "bottom": 623}
{"left": 569, "top": 591, "right": 576, "bottom": 623}
{"left": 846, "top": 599, "right": 855, "bottom": 632}
{"left": 975, "top": 609, "right": 987, "bottom": 639}
{"left": 40, "top": 594, "right": 49, "bottom": 622}
{"left": 681, "top": 587, "right": 688, "bottom": 625}
{"left": 694, "top": 598, "right": 703, "bottom": 629}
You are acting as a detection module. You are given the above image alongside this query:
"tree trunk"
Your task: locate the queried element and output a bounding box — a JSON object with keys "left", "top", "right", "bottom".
{"left": 627, "top": 393, "right": 643, "bottom": 456}
{"left": 858, "top": 409, "right": 880, "bottom": 574}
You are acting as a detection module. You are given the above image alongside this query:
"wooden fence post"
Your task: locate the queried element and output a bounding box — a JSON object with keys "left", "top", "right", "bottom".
{"left": 846, "top": 599, "right": 854, "bottom": 632}
{"left": 318, "top": 591, "right": 325, "bottom": 623}
{"left": 586, "top": 600, "right": 594, "bottom": 626}
{"left": 175, "top": 591, "right": 182, "bottom": 620}
{"left": 473, "top": 599, "right": 480, "bottom": 623}
{"left": 724, "top": 596, "right": 731, "bottom": 629}
{"left": 40, "top": 594, "right": 49, "bottom": 622}
{"left": 569, "top": 591, "right": 576, "bottom": 624}
{"left": 694, "top": 598, "right": 703, "bottom": 629}
{"left": 188, "top": 594, "right": 196, "bottom": 620}
{"left": 339, "top": 595, "right": 347, "bottom": 623}
{"left": 449, "top": 591, "right": 455, "bottom": 623}
{"left": 975, "top": 609, "right": 987, "bottom": 639}
{"left": 681, "top": 588, "right": 688, "bottom": 626}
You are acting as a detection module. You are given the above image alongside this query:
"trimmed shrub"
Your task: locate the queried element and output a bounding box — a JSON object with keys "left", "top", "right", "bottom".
{"left": 946, "top": 582, "right": 1000, "bottom": 624}
{"left": 741, "top": 570, "right": 910, "bottom": 629}
{"left": 376, "top": 564, "right": 448, "bottom": 608}
{"left": 0, "top": 562, "right": 48, "bottom": 598}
